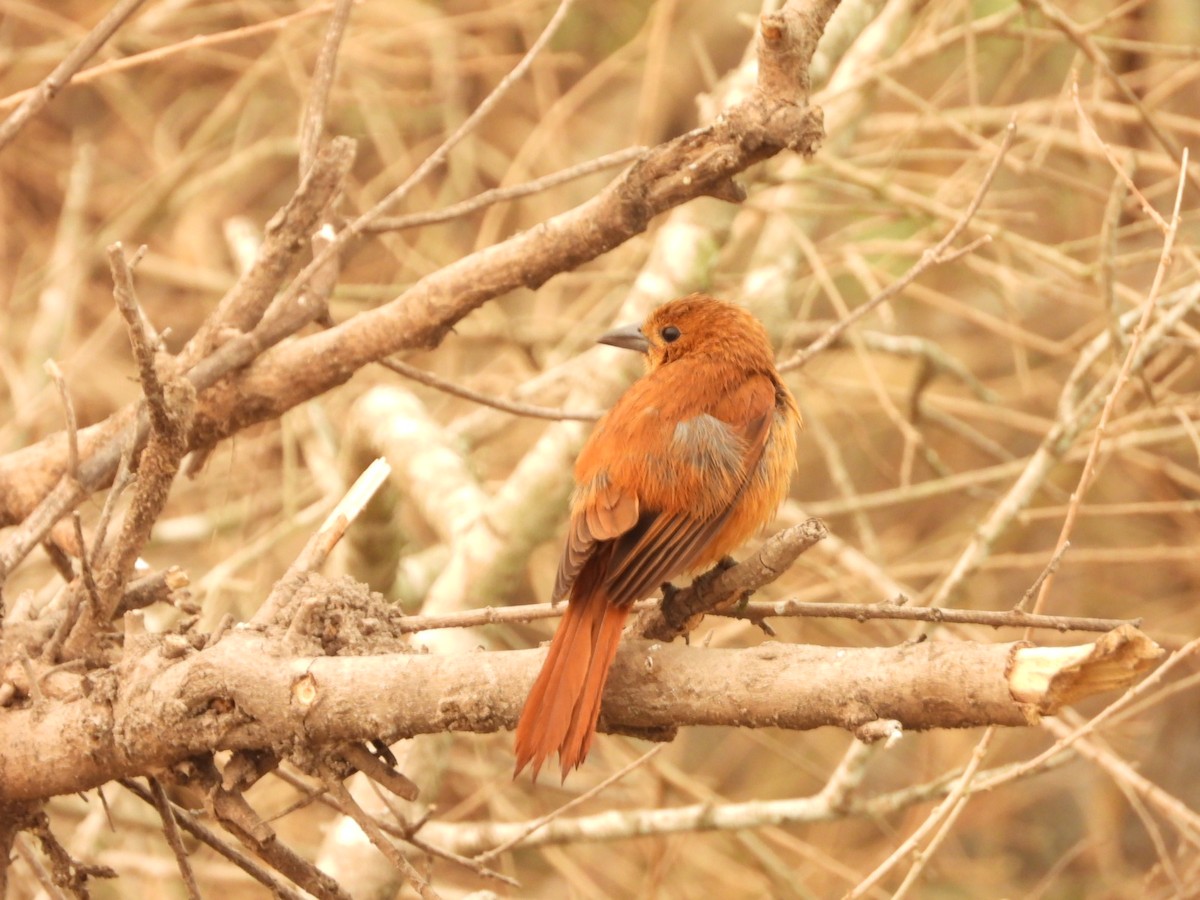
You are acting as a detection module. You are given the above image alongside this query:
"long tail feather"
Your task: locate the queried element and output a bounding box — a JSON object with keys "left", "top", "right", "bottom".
{"left": 514, "top": 584, "right": 629, "bottom": 781}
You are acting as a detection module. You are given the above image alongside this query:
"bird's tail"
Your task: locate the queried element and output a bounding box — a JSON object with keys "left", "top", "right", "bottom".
{"left": 514, "top": 582, "right": 629, "bottom": 781}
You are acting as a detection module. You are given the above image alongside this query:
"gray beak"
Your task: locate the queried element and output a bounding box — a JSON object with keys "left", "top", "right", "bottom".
{"left": 597, "top": 322, "right": 650, "bottom": 354}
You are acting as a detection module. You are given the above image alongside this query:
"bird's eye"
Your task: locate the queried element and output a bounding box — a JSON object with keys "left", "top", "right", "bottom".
{"left": 661, "top": 325, "right": 681, "bottom": 343}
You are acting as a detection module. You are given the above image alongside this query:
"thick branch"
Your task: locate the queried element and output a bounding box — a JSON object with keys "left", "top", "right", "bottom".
{"left": 0, "top": 622, "right": 1159, "bottom": 805}
{"left": 0, "top": 0, "right": 834, "bottom": 534}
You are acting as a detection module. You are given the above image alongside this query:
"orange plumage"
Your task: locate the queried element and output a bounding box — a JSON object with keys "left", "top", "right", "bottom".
{"left": 514, "top": 294, "right": 801, "bottom": 780}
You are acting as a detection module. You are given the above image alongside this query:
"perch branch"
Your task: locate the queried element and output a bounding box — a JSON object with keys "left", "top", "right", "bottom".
{"left": 0, "top": 621, "right": 1161, "bottom": 805}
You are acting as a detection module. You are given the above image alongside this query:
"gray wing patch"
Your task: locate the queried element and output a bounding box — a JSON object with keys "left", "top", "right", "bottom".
{"left": 671, "top": 414, "right": 746, "bottom": 480}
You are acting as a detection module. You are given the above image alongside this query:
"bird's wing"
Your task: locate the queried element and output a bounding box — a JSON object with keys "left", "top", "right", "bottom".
{"left": 552, "top": 475, "right": 639, "bottom": 603}
{"left": 554, "top": 374, "right": 776, "bottom": 607}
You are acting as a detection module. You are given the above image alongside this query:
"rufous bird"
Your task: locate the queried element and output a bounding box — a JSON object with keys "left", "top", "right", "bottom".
{"left": 514, "top": 294, "right": 801, "bottom": 780}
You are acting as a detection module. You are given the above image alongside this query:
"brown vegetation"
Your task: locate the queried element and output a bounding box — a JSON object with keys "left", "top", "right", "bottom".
{"left": 1, "top": 0, "right": 1199, "bottom": 896}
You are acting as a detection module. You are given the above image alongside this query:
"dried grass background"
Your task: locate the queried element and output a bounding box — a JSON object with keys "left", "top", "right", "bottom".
{"left": 3, "top": 0, "right": 1200, "bottom": 896}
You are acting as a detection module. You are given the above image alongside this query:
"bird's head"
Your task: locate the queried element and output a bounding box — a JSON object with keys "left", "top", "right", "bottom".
{"left": 597, "top": 293, "right": 776, "bottom": 372}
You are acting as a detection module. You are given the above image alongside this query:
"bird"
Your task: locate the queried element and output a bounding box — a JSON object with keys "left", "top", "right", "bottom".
{"left": 513, "top": 293, "right": 801, "bottom": 780}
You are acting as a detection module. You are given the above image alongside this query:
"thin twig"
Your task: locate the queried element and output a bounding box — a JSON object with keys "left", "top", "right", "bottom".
{"left": 1016, "top": 541, "right": 1071, "bottom": 614}
{"left": 70, "top": 513, "right": 99, "bottom": 611}
{"left": 1030, "top": 149, "right": 1187, "bottom": 616}
{"left": 108, "top": 244, "right": 170, "bottom": 434}
{"left": 268, "top": 766, "right": 517, "bottom": 886}
{"left": 253, "top": 458, "right": 391, "bottom": 625}
{"left": 0, "top": 0, "right": 151, "bottom": 151}
{"left": 480, "top": 745, "right": 666, "bottom": 862}
{"left": 299, "top": 0, "right": 354, "bottom": 175}
{"left": 740, "top": 597, "right": 1135, "bottom": 633}
{"left": 378, "top": 356, "right": 600, "bottom": 422}
{"left": 43, "top": 361, "right": 100, "bottom": 611}
{"left": 1071, "top": 82, "right": 1166, "bottom": 232}
{"left": 322, "top": 777, "right": 441, "bottom": 900}
{"left": 93, "top": 445, "right": 144, "bottom": 569}
{"left": 365, "top": 146, "right": 648, "bottom": 233}
{"left": 780, "top": 121, "right": 1015, "bottom": 372}
{"left": 855, "top": 729, "right": 996, "bottom": 899}
{"left": 43, "top": 361, "right": 79, "bottom": 476}
{"left": 392, "top": 594, "right": 1137, "bottom": 635}
{"left": 119, "top": 778, "right": 310, "bottom": 900}
{"left": 147, "top": 776, "right": 202, "bottom": 900}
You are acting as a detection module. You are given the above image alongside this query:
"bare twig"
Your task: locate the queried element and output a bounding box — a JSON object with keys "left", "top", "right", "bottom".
{"left": 42, "top": 361, "right": 100, "bottom": 613}
{"left": 1072, "top": 83, "right": 1166, "bottom": 232}
{"left": 378, "top": 356, "right": 600, "bottom": 422}
{"left": 849, "top": 729, "right": 996, "bottom": 899}
{"left": 253, "top": 457, "right": 391, "bottom": 625}
{"left": 392, "top": 593, "right": 1137, "bottom": 635}
{"left": 365, "top": 146, "right": 649, "bottom": 233}
{"left": 339, "top": 743, "right": 419, "bottom": 802}
{"left": 108, "top": 244, "right": 169, "bottom": 431}
{"left": 0, "top": 0, "right": 151, "bottom": 152}
{"left": 42, "top": 361, "right": 79, "bottom": 477}
{"left": 322, "top": 777, "right": 440, "bottom": 900}
{"left": 780, "top": 121, "right": 1015, "bottom": 372}
{"left": 146, "top": 776, "right": 202, "bottom": 900}
{"left": 119, "top": 778, "right": 310, "bottom": 900}
{"left": 1029, "top": 150, "right": 1188, "bottom": 616}
{"left": 738, "top": 597, "right": 1136, "bottom": 634}
{"left": 299, "top": 0, "right": 354, "bottom": 175}
{"left": 480, "top": 745, "right": 666, "bottom": 861}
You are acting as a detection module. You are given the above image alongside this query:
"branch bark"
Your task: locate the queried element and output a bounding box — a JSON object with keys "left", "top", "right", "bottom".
{"left": 0, "top": 609, "right": 1160, "bottom": 806}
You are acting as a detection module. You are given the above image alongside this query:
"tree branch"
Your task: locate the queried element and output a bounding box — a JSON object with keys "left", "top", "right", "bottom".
{"left": 0, "top": 609, "right": 1161, "bottom": 805}
{"left": 0, "top": 0, "right": 835, "bottom": 545}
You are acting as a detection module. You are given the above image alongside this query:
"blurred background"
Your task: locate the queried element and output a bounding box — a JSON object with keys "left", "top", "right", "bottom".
{"left": 2, "top": 0, "right": 1199, "bottom": 896}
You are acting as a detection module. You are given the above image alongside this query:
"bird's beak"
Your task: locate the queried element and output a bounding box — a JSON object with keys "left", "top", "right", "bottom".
{"left": 597, "top": 322, "right": 650, "bottom": 354}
